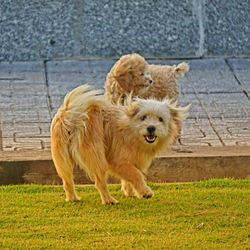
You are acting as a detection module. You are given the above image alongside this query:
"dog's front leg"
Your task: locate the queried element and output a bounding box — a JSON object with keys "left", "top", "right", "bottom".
{"left": 113, "top": 164, "right": 154, "bottom": 199}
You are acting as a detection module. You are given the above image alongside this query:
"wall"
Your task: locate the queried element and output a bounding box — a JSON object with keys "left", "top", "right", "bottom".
{"left": 0, "top": 0, "right": 249, "bottom": 61}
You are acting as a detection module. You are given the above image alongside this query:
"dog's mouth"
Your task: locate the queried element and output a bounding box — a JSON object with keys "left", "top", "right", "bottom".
{"left": 144, "top": 135, "right": 157, "bottom": 143}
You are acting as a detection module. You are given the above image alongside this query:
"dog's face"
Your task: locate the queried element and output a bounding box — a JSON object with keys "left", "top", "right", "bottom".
{"left": 113, "top": 53, "right": 154, "bottom": 95}
{"left": 125, "top": 99, "right": 190, "bottom": 147}
{"left": 131, "top": 69, "right": 153, "bottom": 96}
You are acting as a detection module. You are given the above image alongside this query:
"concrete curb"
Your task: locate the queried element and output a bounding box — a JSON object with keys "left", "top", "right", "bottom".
{"left": 1, "top": 146, "right": 249, "bottom": 185}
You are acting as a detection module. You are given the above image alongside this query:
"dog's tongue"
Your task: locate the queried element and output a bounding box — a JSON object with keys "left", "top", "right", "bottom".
{"left": 147, "top": 135, "right": 155, "bottom": 140}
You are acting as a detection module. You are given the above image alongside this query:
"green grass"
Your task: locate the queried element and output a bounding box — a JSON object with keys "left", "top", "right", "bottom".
{"left": 0, "top": 179, "right": 249, "bottom": 249}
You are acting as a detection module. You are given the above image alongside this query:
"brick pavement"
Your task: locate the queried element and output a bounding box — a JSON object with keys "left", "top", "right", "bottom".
{"left": 0, "top": 58, "right": 249, "bottom": 152}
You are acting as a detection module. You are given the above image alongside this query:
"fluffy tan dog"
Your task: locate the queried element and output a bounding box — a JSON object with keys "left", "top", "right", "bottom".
{"left": 51, "top": 84, "right": 190, "bottom": 205}
{"left": 105, "top": 53, "right": 189, "bottom": 103}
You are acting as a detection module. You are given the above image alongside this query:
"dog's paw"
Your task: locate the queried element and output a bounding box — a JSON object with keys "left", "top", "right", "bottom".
{"left": 143, "top": 192, "right": 153, "bottom": 199}
{"left": 142, "top": 187, "right": 154, "bottom": 199}
{"left": 102, "top": 197, "right": 119, "bottom": 205}
{"left": 135, "top": 186, "right": 154, "bottom": 199}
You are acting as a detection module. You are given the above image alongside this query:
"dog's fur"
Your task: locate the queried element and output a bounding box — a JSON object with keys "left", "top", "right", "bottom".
{"left": 104, "top": 53, "right": 189, "bottom": 103}
{"left": 51, "top": 84, "right": 190, "bottom": 204}
{"left": 141, "top": 62, "right": 189, "bottom": 101}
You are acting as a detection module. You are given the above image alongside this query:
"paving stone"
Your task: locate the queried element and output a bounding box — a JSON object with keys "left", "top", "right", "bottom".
{"left": 151, "top": 58, "right": 229, "bottom": 71}
{"left": 0, "top": 61, "right": 45, "bottom": 84}
{"left": 50, "top": 95, "right": 64, "bottom": 112}
{"left": 0, "top": 72, "right": 45, "bottom": 84}
{"left": 0, "top": 83, "right": 47, "bottom": 97}
{"left": 227, "top": 59, "right": 250, "bottom": 95}
{"left": 180, "top": 94, "right": 207, "bottom": 120}
{"left": 1, "top": 122, "right": 51, "bottom": 138}
{"left": 181, "top": 119, "right": 222, "bottom": 146}
{"left": 150, "top": 59, "right": 242, "bottom": 94}
{"left": 2, "top": 137, "right": 45, "bottom": 151}
{"left": 47, "top": 60, "right": 113, "bottom": 72}
{"left": 47, "top": 60, "right": 111, "bottom": 98}
{"left": 183, "top": 69, "right": 241, "bottom": 94}
{"left": 233, "top": 71, "right": 250, "bottom": 87}
{"left": 209, "top": 118, "right": 250, "bottom": 147}
{"left": 219, "top": 139, "right": 250, "bottom": 147}
{"left": 48, "top": 76, "right": 102, "bottom": 93}
{"left": 0, "top": 61, "right": 45, "bottom": 73}
{"left": 47, "top": 60, "right": 90, "bottom": 73}
{"left": 197, "top": 93, "right": 250, "bottom": 119}
{"left": 229, "top": 70, "right": 250, "bottom": 93}
{"left": 227, "top": 59, "right": 250, "bottom": 70}
{"left": 0, "top": 95, "right": 48, "bottom": 109}
{"left": 87, "top": 60, "right": 114, "bottom": 72}
{"left": 2, "top": 110, "right": 51, "bottom": 123}
{"left": 180, "top": 138, "right": 223, "bottom": 147}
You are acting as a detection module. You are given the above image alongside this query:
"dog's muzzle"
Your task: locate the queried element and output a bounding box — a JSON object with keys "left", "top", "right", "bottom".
{"left": 144, "top": 126, "right": 157, "bottom": 143}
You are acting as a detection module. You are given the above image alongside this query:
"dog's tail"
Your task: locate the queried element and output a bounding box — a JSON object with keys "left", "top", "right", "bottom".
{"left": 51, "top": 84, "right": 105, "bottom": 140}
{"left": 174, "top": 62, "right": 190, "bottom": 78}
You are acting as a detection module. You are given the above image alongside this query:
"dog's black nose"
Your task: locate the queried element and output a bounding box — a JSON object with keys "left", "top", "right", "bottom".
{"left": 147, "top": 126, "right": 156, "bottom": 134}
{"left": 149, "top": 80, "right": 153, "bottom": 84}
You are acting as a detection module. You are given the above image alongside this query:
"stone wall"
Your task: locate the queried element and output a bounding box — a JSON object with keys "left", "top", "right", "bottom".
{"left": 0, "top": 0, "right": 249, "bottom": 61}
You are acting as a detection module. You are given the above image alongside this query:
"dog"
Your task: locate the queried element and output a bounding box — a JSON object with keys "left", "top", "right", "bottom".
{"left": 51, "top": 84, "right": 190, "bottom": 204}
{"left": 104, "top": 53, "right": 189, "bottom": 104}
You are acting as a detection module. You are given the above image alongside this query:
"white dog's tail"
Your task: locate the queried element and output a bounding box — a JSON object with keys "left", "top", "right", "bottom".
{"left": 174, "top": 62, "right": 190, "bottom": 78}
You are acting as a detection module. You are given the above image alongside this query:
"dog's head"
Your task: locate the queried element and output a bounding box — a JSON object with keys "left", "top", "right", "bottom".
{"left": 112, "top": 53, "right": 154, "bottom": 95}
{"left": 123, "top": 98, "right": 191, "bottom": 149}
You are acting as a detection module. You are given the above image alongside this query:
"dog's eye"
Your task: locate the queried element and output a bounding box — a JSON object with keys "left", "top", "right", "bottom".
{"left": 141, "top": 115, "right": 147, "bottom": 121}
{"left": 159, "top": 117, "right": 164, "bottom": 122}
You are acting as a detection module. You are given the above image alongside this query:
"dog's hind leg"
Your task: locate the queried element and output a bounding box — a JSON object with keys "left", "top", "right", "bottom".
{"left": 75, "top": 145, "right": 118, "bottom": 205}
{"left": 62, "top": 173, "right": 81, "bottom": 202}
{"left": 121, "top": 180, "right": 136, "bottom": 197}
{"left": 52, "top": 147, "right": 81, "bottom": 202}
{"left": 94, "top": 173, "right": 118, "bottom": 205}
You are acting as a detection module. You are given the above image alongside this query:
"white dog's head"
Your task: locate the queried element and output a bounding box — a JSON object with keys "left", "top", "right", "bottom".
{"left": 122, "top": 98, "right": 191, "bottom": 150}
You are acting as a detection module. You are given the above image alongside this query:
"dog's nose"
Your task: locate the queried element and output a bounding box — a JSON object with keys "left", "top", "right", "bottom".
{"left": 149, "top": 80, "right": 153, "bottom": 84}
{"left": 147, "top": 126, "right": 156, "bottom": 134}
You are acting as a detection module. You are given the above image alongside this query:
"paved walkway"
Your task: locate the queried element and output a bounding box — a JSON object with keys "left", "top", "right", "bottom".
{"left": 0, "top": 58, "right": 249, "bottom": 152}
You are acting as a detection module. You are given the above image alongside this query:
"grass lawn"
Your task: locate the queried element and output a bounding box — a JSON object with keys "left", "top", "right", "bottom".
{"left": 0, "top": 179, "right": 249, "bottom": 249}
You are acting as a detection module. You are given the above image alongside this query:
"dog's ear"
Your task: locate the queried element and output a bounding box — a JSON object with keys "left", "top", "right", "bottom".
{"left": 114, "top": 73, "right": 133, "bottom": 92}
{"left": 174, "top": 62, "right": 190, "bottom": 78}
{"left": 126, "top": 101, "right": 140, "bottom": 117}
{"left": 169, "top": 103, "right": 191, "bottom": 121}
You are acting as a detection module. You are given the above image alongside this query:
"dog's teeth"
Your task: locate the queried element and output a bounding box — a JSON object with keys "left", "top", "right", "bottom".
{"left": 145, "top": 135, "right": 156, "bottom": 143}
